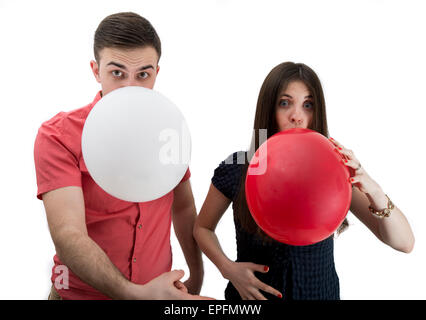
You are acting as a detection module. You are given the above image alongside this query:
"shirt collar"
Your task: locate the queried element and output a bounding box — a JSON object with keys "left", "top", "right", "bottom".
{"left": 92, "top": 90, "right": 102, "bottom": 106}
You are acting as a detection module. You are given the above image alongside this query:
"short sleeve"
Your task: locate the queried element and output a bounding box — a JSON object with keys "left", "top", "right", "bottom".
{"left": 34, "top": 122, "right": 82, "bottom": 200}
{"left": 211, "top": 152, "right": 245, "bottom": 200}
{"left": 178, "top": 167, "right": 191, "bottom": 184}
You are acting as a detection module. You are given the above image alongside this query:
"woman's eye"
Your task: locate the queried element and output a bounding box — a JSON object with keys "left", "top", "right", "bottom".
{"left": 139, "top": 72, "right": 149, "bottom": 79}
{"left": 112, "top": 70, "right": 123, "bottom": 77}
{"left": 279, "top": 99, "right": 289, "bottom": 107}
{"left": 304, "top": 102, "right": 314, "bottom": 109}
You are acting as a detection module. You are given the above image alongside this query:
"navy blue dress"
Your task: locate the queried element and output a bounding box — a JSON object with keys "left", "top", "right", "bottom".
{"left": 211, "top": 152, "right": 340, "bottom": 300}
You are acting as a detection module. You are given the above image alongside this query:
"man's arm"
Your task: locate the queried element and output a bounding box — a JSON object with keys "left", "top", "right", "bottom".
{"left": 43, "top": 186, "right": 137, "bottom": 299}
{"left": 172, "top": 180, "right": 204, "bottom": 295}
{"left": 43, "top": 186, "right": 209, "bottom": 300}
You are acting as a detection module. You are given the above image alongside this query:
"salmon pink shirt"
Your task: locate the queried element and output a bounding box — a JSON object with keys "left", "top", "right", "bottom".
{"left": 34, "top": 91, "right": 190, "bottom": 300}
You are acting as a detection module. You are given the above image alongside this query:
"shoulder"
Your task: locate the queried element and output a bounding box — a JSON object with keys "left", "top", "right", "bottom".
{"left": 34, "top": 97, "right": 99, "bottom": 200}
{"left": 222, "top": 151, "right": 247, "bottom": 165}
{"left": 35, "top": 103, "right": 93, "bottom": 154}
{"left": 38, "top": 103, "right": 91, "bottom": 136}
{"left": 34, "top": 102, "right": 93, "bottom": 188}
{"left": 215, "top": 151, "right": 247, "bottom": 175}
{"left": 211, "top": 151, "right": 247, "bottom": 200}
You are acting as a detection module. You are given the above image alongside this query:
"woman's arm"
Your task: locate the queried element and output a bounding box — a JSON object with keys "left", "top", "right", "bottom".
{"left": 194, "top": 183, "right": 282, "bottom": 300}
{"left": 330, "top": 138, "right": 415, "bottom": 253}
{"left": 350, "top": 184, "right": 415, "bottom": 253}
{"left": 193, "top": 183, "right": 234, "bottom": 277}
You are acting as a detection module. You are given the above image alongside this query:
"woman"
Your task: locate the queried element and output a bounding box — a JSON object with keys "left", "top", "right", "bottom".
{"left": 193, "top": 62, "right": 415, "bottom": 300}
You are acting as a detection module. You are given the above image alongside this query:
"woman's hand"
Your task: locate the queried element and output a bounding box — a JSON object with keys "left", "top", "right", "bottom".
{"left": 182, "top": 271, "right": 203, "bottom": 295}
{"left": 329, "top": 137, "right": 382, "bottom": 195}
{"left": 329, "top": 137, "right": 415, "bottom": 253}
{"left": 222, "top": 261, "right": 282, "bottom": 300}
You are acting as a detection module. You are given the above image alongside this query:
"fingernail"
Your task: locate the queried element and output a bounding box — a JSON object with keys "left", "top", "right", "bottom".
{"left": 264, "top": 266, "right": 269, "bottom": 272}
{"left": 344, "top": 159, "right": 348, "bottom": 163}
{"left": 338, "top": 147, "right": 342, "bottom": 150}
{"left": 277, "top": 293, "right": 283, "bottom": 298}
{"left": 350, "top": 178, "right": 354, "bottom": 182}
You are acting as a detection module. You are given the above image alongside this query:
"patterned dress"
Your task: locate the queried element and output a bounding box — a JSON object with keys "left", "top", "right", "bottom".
{"left": 211, "top": 152, "right": 340, "bottom": 300}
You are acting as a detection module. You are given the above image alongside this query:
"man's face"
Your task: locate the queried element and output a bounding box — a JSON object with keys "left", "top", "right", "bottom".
{"left": 90, "top": 46, "right": 160, "bottom": 96}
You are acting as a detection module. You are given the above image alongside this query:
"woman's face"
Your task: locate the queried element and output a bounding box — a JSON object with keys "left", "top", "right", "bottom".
{"left": 275, "top": 80, "right": 314, "bottom": 131}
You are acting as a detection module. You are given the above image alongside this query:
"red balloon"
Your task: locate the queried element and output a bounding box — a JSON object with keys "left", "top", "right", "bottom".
{"left": 245, "top": 128, "right": 352, "bottom": 245}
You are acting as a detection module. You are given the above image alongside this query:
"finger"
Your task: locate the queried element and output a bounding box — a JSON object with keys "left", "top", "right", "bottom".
{"left": 329, "top": 137, "right": 344, "bottom": 148}
{"left": 251, "top": 289, "right": 267, "bottom": 300}
{"left": 168, "top": 269, "right": 185, "bottom": 282}
{"left": 334, "top": 147, "right": 349, "bottom": 162}
{"left": 174, "top": 280, "right": 188, "bottom": 293}
{"left": 178, "top": 291, "right": 215, "bottom": 300}
{"left": 349, "top": 176, "right": 360, "bottom": 184}
{"left": 342, "top": 158, "right": 361, "bottom": 171}
{"left": 330, "top": 139, "right": 350, "bottom": 161}
{"left": 246, "top": 294, "right": 257, "bottom": 300}
{"left": 332, "top": 143, "right": 351, "bottom": 158}
{"left": 248, "top": 263, "right": 270, "bottom": 273}
{"left": 237, "top": 289, "right": 254, "bottom": 301}
{"left": 188, "top": 294, "right": 216, "bottom": 300}
{"left": 337, "top": 148, "right": 358, "bottom": 163}
{"left": 329, "top": 139, "right": 342, "bottom": 149}
{"left": 254, "top": 279, "right": 283, "bottom": 298}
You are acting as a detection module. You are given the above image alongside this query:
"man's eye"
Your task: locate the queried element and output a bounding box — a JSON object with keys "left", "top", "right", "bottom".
{"left": 112, "top": 70, "right": 123, "bottom": 77}
{"left": 139, "top": 72, "right": 149, "bottom": 79}
{"left": 279, "top": 99, "right": 289, "bottom": 107}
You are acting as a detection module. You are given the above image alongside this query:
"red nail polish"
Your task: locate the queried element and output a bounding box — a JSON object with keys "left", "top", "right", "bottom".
{"left": 350, "top": 178, "right": 354, "bottom": 182}
{"left": 277, "top": 293, "right": 283, "bottom": 298}
{"left": 338, "top": 147, "right": 342, "bottom": 150}
{"left": 264, "top": 266, "right": 269, "bottom": 272}
{"left": 344, "top": 159, "right": 348, "bottom": 163}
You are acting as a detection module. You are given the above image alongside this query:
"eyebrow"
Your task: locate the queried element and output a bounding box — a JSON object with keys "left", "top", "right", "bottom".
{"left": 106, "top": 61, "right": 154, "bottom": 71}
{"left": 280, "top": 94, "right": 313, "bottom": 99}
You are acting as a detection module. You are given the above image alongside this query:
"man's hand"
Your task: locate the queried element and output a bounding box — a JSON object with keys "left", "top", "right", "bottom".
{"left": 174, "top": 280, "right": 188, "bottom": 293}
{"left": 130, "top": 270, "right": 214, "bottom": 300}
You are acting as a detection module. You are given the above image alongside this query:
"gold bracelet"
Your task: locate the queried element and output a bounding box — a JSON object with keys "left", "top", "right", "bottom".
{"left": 368, "top": 194, "right": 394, "bottom": 218}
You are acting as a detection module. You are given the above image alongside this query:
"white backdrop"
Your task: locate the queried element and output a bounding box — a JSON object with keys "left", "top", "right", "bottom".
{"left": 0, "top": 0, "right": 425, "bottom": 300}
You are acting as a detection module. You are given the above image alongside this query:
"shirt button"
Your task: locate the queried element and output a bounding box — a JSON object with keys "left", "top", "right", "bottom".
{"left": 133, "top": 258, "right": 137, "bottom": 263}
{"left": 138, "top": 224, "right": 142, "bottom": 229}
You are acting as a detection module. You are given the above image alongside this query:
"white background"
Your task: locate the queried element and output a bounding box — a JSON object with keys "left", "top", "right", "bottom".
{"left": 0, "top": 0, "right": 425, "bottom": 299}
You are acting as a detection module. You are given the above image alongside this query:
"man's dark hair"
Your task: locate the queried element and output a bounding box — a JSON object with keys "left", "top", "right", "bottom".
{"left": 94, "top": 12, "right": 161, "bottom": 62}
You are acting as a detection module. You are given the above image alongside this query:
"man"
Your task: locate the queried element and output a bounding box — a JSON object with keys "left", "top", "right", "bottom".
{"left": 34, "top": 12, "right": 205, "bottom": 300}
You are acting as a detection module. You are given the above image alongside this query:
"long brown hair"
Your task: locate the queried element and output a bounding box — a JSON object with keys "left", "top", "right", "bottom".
{"left": 234, "top": 62, "right": 348, "bottom": 242}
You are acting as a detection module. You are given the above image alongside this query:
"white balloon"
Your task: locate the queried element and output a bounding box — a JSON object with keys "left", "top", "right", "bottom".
{"left": 81, "top": 86, "right": 191, "bottom": 202}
